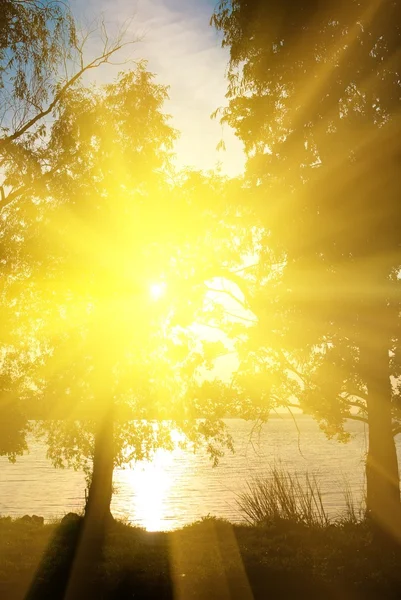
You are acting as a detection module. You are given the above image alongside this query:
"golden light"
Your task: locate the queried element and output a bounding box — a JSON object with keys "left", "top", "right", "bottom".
{"left": 130, "top": 448, "right": 174, "bottom": 531}
{"left": 149, "top": 282, "right": 167, "bottom": 301}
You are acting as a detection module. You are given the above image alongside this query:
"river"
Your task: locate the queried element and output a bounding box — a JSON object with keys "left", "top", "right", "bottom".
{"left": 1, "top": 417, "right": 394, "bottom": 531}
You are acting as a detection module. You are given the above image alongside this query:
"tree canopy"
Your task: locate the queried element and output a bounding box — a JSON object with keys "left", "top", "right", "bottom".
{"left": 4, "top": 63, "right": 246, "bottom": 486}
{"left": 212, "top": 0, "right": 401, "bottom": 532}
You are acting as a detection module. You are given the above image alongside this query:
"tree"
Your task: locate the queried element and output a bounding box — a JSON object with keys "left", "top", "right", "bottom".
{"left": 212, "top": 0, "right": 401, "bottom": 535}
{"left": 15, "top": 65, "right": 240, "bottom": 527}
{"left": 3, "top": 63, "right": 244, "bottom": 597}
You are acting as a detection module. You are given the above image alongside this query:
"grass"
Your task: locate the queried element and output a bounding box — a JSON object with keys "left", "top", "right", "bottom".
{"left": 236, "top": 465, "right": 330, "bottom": 527}
{"left": 235, "top": 464, "right": 366, "bottom": 528}
{"left": 1, "top": 513, "right": 401, "bottom": 599}
{"left": 341, "top": 478, "right": 366, "bottom": 525}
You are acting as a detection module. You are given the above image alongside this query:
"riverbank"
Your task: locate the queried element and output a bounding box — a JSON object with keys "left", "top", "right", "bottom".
{"left": 1, "top": 515, "right": 401, "bottom": 599}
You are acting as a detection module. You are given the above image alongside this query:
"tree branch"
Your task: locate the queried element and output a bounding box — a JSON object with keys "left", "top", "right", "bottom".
{"left": 286, "top": 405, "right": 306, "bottom": 458}
{"left": 0, "top": 36, "right": 138, "bottom": 151}
{"left": 347, "top": 413, "right": 368, "bottom": 424}
{"left": 277, "top": 349, "right": 306, "bottom": 384}
{"left": 205, "top": 284, "right": 248, "bottom": 310}
{"left": 231, "top": 262, "right": 259, "bottom": 274}
{"left": 220, "top": 309, "right": 257, "bottom": 324}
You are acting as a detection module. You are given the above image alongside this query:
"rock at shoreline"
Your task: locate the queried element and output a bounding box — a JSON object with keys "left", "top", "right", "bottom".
{"left": 61, "top": 512, "right": 81, "bottom": 525}
{"left": 19, "top": 515, "right": 44, "bottom": 525}
{"left": 32, "top": 515, "right": 44, "bottom": 525}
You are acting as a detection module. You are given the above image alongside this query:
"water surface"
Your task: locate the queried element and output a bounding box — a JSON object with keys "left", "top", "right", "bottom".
{"left": 0, "top": 418, "right": 388, "bottom": 530}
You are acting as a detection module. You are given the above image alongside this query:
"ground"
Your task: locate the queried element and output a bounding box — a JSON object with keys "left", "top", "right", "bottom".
{"left": 1, "top": 515, "right": 401, "bottom": 599}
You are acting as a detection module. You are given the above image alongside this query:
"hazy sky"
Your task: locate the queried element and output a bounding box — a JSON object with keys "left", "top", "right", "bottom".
{"left": 68, "top": 0, "right": 245, "bottom": 176}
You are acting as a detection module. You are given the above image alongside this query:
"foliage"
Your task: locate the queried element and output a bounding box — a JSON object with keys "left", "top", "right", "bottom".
{"left": 211, "top": 0, "right": 401, "bottom": 434}
{"left": 0, "top": 0, "right": 139, "bottom": 212}
{"left": 211, "top": 0, "right": 401, "bottom": 527}
{"left": 0, "top": 240, "right": 45, "bottom": 461}
{"left": 3, "top": 63, "right": 244, "bottom": 475}
{"left": 0, "top": 0, "right": 76, "bottom": 138}
{"left": 0, "top": 1, "right": 144, "bottom": 464}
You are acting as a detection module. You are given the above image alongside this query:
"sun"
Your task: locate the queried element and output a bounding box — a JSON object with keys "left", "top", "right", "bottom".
{"left": 149, "top": 282, "right": 167, "bottom": 301}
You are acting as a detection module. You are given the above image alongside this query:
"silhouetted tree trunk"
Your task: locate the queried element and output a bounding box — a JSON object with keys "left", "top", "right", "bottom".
{"left": 362, "top": 337, "right": 401, "bottom": 538}
{"left": 64, "top": 407, "right": 115, "bottom": 600}
{"left": 85, "top": 407, "right": 115, "bottom": 526}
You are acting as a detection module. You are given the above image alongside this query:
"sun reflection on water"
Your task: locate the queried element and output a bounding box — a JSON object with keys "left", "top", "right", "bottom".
{"left": 128, "top": 448, "right": 176, "bottom": 532}
{"left": 112, "top": 428, "right": 193, "bottom": 531}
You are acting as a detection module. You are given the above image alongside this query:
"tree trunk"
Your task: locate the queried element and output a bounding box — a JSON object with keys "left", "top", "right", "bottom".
{"left": 85, "top": 408, "right": 115, "bottom": 525}
{"left": 64, "top": 407, "right": 115, "bottom": 600}
{"left": 363, "top": 340, "right": 401, "bottom": 539}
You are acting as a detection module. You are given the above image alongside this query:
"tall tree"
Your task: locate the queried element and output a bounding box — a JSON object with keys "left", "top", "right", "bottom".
{"left": 6, "top": 64, "right": 242, "bottom": 597}
{"left": 17, "top": 65, "right": 238, "bottom": 526}
{"left": 212, "top": 0, "right": 401, "bottom": 535}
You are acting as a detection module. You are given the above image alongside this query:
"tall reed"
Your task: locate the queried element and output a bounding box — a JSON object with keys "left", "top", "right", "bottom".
{"left": 339, "top": 478, "right": 366, "bottom": 525}
{"left": 236, "top": 464, "right": 330, "bottom": 528}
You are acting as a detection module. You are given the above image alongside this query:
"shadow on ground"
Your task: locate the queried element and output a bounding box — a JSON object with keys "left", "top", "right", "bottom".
{"left": 1, "top": 516, "right": 401, "bottom": 599}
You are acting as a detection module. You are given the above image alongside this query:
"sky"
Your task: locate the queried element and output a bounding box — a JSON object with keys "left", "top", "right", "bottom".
{"left": 68, "top": 0, "right": 245, "bottom": 176}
